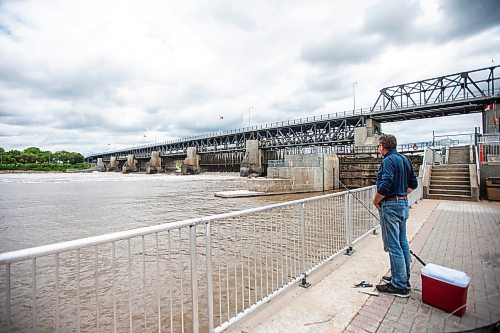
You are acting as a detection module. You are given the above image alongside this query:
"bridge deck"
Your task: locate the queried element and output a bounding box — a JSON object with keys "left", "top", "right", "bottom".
{"left": 227, "top": 199, "right": 500, "bottom": 332}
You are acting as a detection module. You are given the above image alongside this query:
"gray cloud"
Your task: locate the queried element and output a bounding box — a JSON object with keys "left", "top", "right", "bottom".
{"left": 178, "top": 84, "right": 212, "bottom": 107}
{"left": 0, "top": 24, "right": 11, "bottom": 36}
{"left": 0, "top": 58, "right": 128, "bottom": 102}
{"left": 207, "top": 4, "right": 256, "bottom": 30}
{"left": 301, "top": 35, "right": 381, "bottom": 68}
{"left": 438, "top": 0, "right": 500, "bottom": 40}
{"left": 360, "top": 0, "right": 500, "bottom": 45}
{"left": 361, "top": 0, "right": 421, "bottom": 43}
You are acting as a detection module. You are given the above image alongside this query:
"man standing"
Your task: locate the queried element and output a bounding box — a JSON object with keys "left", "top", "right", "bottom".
{"left": 373, "top": 134, "right": 418, "bottom": 297}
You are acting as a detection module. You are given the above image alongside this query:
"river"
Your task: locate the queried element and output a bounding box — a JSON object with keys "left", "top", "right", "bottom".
{"left": 0, "top": 172, "right": 320, "bottom": 253}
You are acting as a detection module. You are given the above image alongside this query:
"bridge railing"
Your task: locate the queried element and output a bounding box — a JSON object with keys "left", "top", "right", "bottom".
{"left": 0, "top": 182, "right": 422, "bottom": 333}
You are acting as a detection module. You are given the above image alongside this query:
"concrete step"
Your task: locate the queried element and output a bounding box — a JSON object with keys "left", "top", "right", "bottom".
{"left": 432, "top": 171, "right": 469, "bottom": 176}
{"left": 426, "top": 194, "right": 473, "bottom": 201}
{"left": 431, "top": 171, "right": 469, "bottom": 177}
{"left": 432, "top": 167, "right": 469, "bottom": 170}
{"left": 431, "top": 176, "right": 470, "bottom": 182}
{"left": 432, "top": 164, "right": 470, "bottom": 168}
{"left": 430, "top": 180, "right": 470, "bottom": 186}
{"left": 430, "top": 184, "right": 471, "bottom": 190}
{"left": 429, "top": 189, "right": 471, "bottom": 196}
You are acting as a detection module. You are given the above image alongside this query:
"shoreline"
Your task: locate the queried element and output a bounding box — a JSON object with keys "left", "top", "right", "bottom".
{"left": 0, "top": 169, "right": 95, "bottom": 174}
{"left": 0, "top": 170, "right": 65, "bottom": 174}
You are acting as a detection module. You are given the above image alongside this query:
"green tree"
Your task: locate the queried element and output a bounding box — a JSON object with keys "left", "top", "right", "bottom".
{"left": 7, "top": 150, "right": 21, "bottom": 164}
{"left": 0, "top": 147, "right": 86, "bottom": 168}
{"left": 20, "top": 153, "right": 38, "bottom": 163}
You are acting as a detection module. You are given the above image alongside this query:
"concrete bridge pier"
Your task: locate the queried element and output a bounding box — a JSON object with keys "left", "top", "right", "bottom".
{"left": 107, "top": 156, "right": 118, "bottom": 171}
{"left": 240, "top": 140, "right": 263, "bottom": 177}
{"left": 96, "top": 158, "right": 106, "bottom": 172}
{"left": 182, "top": 147, "right": 200, "bottom": 174}
{"left": 354, "top": 119, "right": 381, "bottom": 148}
{"left": 146, "top": 151, "right": 163, "bottom": 174}
{"left": 122, "top": 154, "right": 137, "bottom": 173}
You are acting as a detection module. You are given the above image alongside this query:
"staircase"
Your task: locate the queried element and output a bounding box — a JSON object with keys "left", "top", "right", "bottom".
{"left": 447, "top": 145, "right": 473, "bottom": 164}
{"left": 427, "top": 164, "right": 474, "bottom": 201}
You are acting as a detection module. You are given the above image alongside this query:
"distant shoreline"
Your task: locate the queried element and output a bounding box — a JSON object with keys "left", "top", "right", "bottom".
{"left": 0, "top": 170, "right": 62, "bottom": 174}
{"left": 0, "top": 169, "right": 95, "bottom": 174}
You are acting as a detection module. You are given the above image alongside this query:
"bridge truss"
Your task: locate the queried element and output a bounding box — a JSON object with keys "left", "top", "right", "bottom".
{"left": 370, "top": 66, "right": 499, "bottom": 122}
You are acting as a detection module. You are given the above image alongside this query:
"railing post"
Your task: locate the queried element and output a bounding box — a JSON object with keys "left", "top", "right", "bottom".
{"left": 190, "top": 225, "right": 199, "bottom": 333}
{"left": 300, "top": 203, "right": 305, "bottom": 272}
{"left": 345, "top": 193, "right": 354, "bottom": 255}
{"left": 370, "top": 187, "right": 378, "bottom": 235}
{"left": 205, "top": 222, "right": 214, "bottom": 333}
{"left": 299, "top": 203, "right": 310, "bottom": 288}
{"left": 6, "top": 264, "right": 11, "bottom": 332}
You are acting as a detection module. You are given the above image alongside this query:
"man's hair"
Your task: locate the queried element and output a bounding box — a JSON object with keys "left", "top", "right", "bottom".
{"left": 379, "top": 134, "right": 397, "bottom": 150}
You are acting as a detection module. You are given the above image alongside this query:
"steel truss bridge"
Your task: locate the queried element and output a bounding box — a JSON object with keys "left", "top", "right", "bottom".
{"left": 85, "top": 66, "right": 500, "bottom": 163}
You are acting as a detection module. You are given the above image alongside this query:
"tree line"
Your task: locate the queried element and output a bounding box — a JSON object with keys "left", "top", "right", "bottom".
{"left": 0, "top": 147, "right": 89, "bottom": 171}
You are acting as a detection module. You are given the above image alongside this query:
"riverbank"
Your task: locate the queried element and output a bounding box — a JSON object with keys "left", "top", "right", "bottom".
{"left": 0, "top": 168, "right": 95, "bottom": 174}
{"left": 0, "top": 162, "right": 91, "bottom": 172}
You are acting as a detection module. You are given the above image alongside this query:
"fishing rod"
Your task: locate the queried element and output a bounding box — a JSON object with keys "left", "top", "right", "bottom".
{"left": 337, "top": 179, "right": 427, "bottom": 266}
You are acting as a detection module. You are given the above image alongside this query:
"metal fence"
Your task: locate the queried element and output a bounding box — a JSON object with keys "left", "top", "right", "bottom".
{"left": 0, "top": 183, "right": 422, "bottom": 332}
{"left": 478, "top": 133, "right": 500, "bottom": 162}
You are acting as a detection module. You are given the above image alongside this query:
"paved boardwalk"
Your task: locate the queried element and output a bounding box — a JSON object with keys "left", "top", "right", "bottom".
{"left": 228, "top": 200, "right": 500, "bottom": 333}
{"left": 346, "top": 200, "right": 500, "bottom": 332}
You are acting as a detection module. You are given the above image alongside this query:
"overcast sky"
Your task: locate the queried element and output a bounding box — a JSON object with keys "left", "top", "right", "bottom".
{"left": 1, "top": 0, "right": 499, "bottom": 156}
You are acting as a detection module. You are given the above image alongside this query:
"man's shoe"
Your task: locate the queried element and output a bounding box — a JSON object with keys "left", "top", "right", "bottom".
{"left": 376, "top": 283, "right": 410, "bottom": 298}
{"left": 382, "top": 275, "right": 411, "bottom": 288}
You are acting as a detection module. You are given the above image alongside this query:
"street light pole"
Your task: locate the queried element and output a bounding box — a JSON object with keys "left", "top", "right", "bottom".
{"left": 248, "top": 106, "right": 253, "bottom": 127}
{"left": 353, "top": 82, "right": 358, "bottom": 111}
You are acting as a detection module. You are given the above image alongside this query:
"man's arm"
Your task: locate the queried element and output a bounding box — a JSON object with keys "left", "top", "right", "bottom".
{"left": 373, "top": 192, "right": 385, "bottom": 210}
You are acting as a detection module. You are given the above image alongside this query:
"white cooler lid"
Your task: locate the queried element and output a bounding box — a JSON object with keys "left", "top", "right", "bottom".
{"left": 421, "top": 263, "right": 470, "bottom": 288}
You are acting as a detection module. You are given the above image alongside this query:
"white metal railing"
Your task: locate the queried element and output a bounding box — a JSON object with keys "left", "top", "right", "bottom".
{"left": 0, "top": 184, "right": 422, "bottom": 332}
{"left": 475, "top": 145, "right": 481, "bottom": 187}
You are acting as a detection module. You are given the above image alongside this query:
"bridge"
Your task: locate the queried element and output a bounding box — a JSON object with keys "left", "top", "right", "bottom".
{"left": 85, "top": 66, "right": 499, "bottom": 173}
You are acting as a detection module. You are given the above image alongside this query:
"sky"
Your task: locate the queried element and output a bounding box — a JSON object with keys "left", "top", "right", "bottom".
{"left": 0, "top": 0, "right": 499, "bottom": 156}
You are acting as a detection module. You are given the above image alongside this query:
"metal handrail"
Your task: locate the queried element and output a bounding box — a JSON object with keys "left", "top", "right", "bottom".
{"left": 474, "top": 145, "right": 481, "bottom": 187}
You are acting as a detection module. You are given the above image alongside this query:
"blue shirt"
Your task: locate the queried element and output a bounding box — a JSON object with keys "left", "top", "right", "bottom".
{"left": 376, "top": 149, "right": 418, "bottom": 197}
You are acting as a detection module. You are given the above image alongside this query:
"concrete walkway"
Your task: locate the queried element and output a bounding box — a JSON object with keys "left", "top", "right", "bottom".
{"left": 227, "top": 199, "right": 500, "bottom": 333}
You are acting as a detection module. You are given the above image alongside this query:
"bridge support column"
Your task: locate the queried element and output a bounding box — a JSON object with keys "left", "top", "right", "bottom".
{"left": 354, "top": 119, "right": 381, "bottom": 147}
{"left": 146, "top": 151, "right": 163, "bottom": 174}
{"left": 108, "top": 156, "right": 118, "bottom": 171}
{"left": 122, "top": 154, "right": 137, "bottom": 173}
{"left": 240, "top": 140, "right": 263, "bottom": 177}
{"left": 96, "top": 158, "right": 106, "bottom": 172}
{"left": 183, "top": 147, "right": 200, "bottom": 174}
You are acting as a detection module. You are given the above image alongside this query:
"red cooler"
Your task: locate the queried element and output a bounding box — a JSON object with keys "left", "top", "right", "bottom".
{"left": 421, "top": 263, "right": 470, "bottom": 316}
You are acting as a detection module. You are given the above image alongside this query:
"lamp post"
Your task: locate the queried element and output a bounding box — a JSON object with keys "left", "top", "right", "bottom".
{"left": 353, "top": 82, "right": 358, "bottom": 111}
{"left": 248, "top": 106, "right": 253, "bottom": 127}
